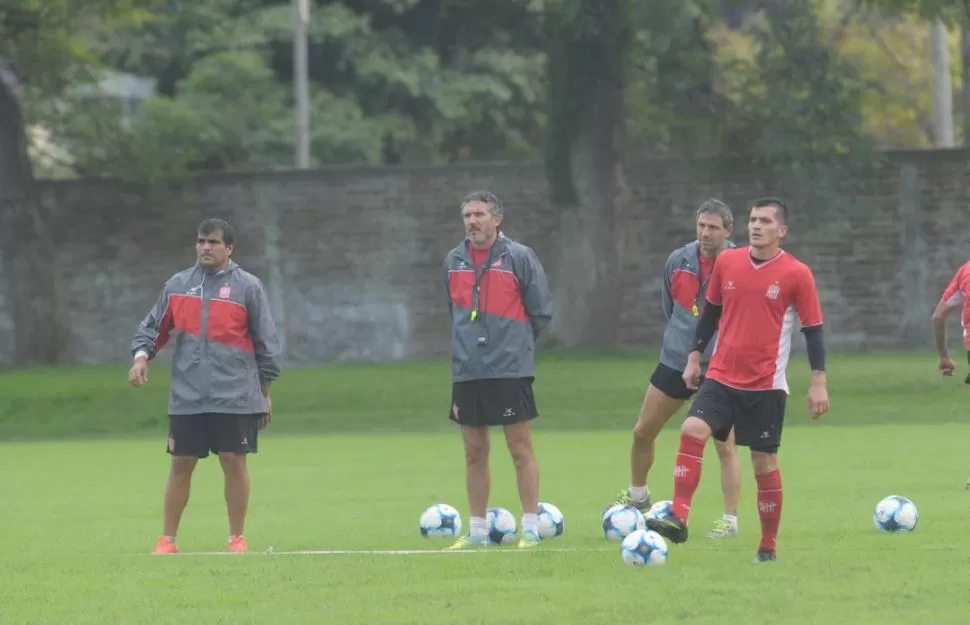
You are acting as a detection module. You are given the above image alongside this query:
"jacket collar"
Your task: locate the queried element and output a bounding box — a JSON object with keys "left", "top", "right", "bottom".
{"left": 458, "top": 232, "right": 509, "bottom": 261}
{"left": 194, "top": 259, "right": 239, "bottom": 277}
{"left": 688, "top": 238, "right": 736, "bottom": 258}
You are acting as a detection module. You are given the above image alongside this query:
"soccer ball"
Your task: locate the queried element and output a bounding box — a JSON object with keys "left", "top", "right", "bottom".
{"left": 620, "top": 528, "right": 669, "bottom": 567}
{"left": 644, "top": 500, "right": 673, "bottom": 522}
{"left": 537, "top": 502, "right": 565, "bottom": 539}
{"left": 487, "top": 507, "right": 518, "bottom": 544}
{"left": 419, "top": 503, "right": 463, "bottom": 538}
{"left": 873, "top": 495, "right": 918, "bottom": 533}
{"left": 602, "top": 504, "right": 646, "bottom": 541}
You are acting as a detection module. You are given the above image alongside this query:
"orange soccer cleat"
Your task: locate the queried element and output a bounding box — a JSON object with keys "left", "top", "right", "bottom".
{"left": 152, "top": 536, "right": 178, "bottom": 555}
{"left": 227, "top": 535, "right": 248, "bottom": 553}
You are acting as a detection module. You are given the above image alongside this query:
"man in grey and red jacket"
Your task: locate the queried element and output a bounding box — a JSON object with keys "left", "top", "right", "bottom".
{"left": 442, "top": 190, "right": 553, "bottom": 550}
{"left": 128, "top": 218, "right": 283, "bottom": 555}
{"left": 608, "top": 199, "right": 743, "bottom": 539}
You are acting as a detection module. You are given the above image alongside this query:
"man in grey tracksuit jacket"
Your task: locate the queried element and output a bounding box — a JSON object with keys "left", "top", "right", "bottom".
{"left": 608, "top": 199, "right": 744, "bottom": 539}
{"left": 128, "top": 218, "right": 283, "bottom": 555}
{"left": 442, "top": 191, "right": 553, "bottom": 550}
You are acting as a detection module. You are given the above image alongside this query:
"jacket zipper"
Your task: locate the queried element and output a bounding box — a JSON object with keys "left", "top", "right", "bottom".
{"left": 199, "top": 272, "right": 209, "bottom": 398}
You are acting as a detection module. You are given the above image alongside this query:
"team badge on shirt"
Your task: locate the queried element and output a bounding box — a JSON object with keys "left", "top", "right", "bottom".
{"left": 766, "top": 283, "right": 780, "bottom": 300}
{"left": 218, "top": 285, "right": 232, "bottom": 299}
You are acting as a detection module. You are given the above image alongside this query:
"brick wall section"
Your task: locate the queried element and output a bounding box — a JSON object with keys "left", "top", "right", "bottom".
{"left": 1, "top": 149, "right": 967, "bottom": 366}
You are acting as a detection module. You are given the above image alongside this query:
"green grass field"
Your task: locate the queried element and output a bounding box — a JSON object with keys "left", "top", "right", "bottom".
{"left": 1, "top": 350, "right": 968, "bottom": 625}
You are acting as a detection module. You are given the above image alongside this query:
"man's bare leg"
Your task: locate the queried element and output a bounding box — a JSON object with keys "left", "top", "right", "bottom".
{"left": 504, "top": 420, "right": 541, "bottom": 547}
{"left": 163, "top": 456, "right": 197, "bottom": 538}
{"left": 504, "top": 421, "right": 539, "bottom": 515}
{"left": 456, "top": 425, "right": 490, "bottom": 545}
{"left": 708, "top": 428, "right": 742, "bottom": 538}
{"left": 624, "top": 384, "right": 684, "bottom": 508}
{"left": 219, "top": 452, "right": 249, "bottom": 537}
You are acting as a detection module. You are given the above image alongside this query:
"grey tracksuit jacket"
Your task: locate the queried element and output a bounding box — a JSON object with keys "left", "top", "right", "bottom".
{"left": 659, "top": 240, "right": 736, "bottom": 372}
{"left": 444, "top": 233, "right": 553, "bottom": 382}
{"left": 130, "top": 261, "right": 283, "bottom": 415}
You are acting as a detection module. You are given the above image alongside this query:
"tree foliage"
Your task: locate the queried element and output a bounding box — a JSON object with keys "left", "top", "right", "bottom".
{"left": 0, "top": 0, "right": 159, "bottom": 365}
{"left": 7, "top": 0, "right": 966, "bottom": 181}
{"left": 24, "top": 0, "right": 549, "bottom": 179}
{"left": 708, "top": 0, "right": 877, "bottom": 168}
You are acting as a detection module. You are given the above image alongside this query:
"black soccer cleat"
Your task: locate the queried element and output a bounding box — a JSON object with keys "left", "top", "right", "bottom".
{"left": 752, "top": 549, "right": 776, "bottom": 563}
{"left": 645, "top": 514, "right": 689, "bottom": 544}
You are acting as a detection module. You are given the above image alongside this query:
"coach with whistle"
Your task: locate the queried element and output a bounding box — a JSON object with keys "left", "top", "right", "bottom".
{"left": 442, "top": 190, "right": 553, "bottom": 550}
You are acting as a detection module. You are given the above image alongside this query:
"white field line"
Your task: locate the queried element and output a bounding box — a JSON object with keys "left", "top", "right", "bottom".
{"left": 162, "top": 546, "right": 617, "bottom": 557}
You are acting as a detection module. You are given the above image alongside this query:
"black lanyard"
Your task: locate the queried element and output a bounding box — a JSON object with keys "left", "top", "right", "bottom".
{"left": 469, "top": 245, "right": 497, "bottom": 322}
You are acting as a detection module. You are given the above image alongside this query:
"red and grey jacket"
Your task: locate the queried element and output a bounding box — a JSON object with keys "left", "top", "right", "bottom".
{"left": 130, "top": 261, "right": 283, "bottom": 416}
{"left": 659, "top": 240, "right": 735, "bottom": 372}
{"left": 444, "top": 233, "right": 553, "bottom": 382}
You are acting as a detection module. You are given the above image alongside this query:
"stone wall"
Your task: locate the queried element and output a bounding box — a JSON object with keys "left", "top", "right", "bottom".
{"left": 2, "top": 149, "right": 967, "bottom": 365}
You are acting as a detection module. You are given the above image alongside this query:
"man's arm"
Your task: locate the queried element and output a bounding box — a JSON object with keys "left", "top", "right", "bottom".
{"left": 444, "top": 257, "right": 453, "bottom": 315}
{"left": 690, "top": 302, "right": 722, "bottom": 354}
{"left": 802, "top": 325, "right": 826, "bottom": 384}
{"left": 933, "top": 267, "right": 965, "bottom": 358}
{"left": 660, "top": 251, "right": 676, "bottom": 320}
{"left": 131, "top": 283, "right": 174, "bottom": 362}
{"left": 793, "top": 266, "right": 826, "bottom": 384}
{"left": 932, "top": 299, "right": 953, "bottom": 358}
{"left": 247, "top": 279, "right": 283, "bottom": 394}
{"left": 516, "top": 247, "right": 553, "bottom": 338}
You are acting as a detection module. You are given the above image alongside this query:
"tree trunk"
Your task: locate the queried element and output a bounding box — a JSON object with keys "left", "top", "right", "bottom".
{"left": 0, "top": 70, "right": 75, "bottom": 365}
{"left": 550, "top": 123, "right": 628, "bottom": 348}
{"left": 545, "top": 0, "right": 630, "bottom": 348}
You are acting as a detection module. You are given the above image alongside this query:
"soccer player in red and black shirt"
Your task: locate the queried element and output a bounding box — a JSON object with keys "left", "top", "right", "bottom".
{"left": 645, "top": 197, "right": 830, "bottom": 564}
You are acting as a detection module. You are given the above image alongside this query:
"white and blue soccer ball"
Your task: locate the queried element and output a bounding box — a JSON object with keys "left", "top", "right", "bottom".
{"left": 487, "top": 507, "right": 518, "bottom": 544}
{"left": 620, "top": 528, "right": 669, "bottom": 567}
{"left": 537, "top": 502, "right": 565, "bottom": 539}
{"left": 419, "top": 503, "right": 463, "bottom": 538}
{"left": 644, "top": 500, "right": 673, "bottom": 522}
{"left": 873, "top": 495, "right": 918, "bottom": 533}
{"left": 602, "top": 503, "right": 646, "bottom": 541}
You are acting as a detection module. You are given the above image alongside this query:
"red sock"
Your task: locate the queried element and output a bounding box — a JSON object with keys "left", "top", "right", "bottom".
{"left": 670, "top": 435, "right": 706, "bottom": 523}
{"left": 756, "top": 469, "right": 783, "bottom": 553}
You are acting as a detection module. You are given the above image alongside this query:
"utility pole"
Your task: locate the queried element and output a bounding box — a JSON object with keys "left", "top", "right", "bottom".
{"left": 293, "top": 0, "right": 310, "bottom": 167}
{"left": 962, "top": 21, "right": 970, "bottom": 146}
{"left": 930, "top": 18, "right": 955, "bottom": 147}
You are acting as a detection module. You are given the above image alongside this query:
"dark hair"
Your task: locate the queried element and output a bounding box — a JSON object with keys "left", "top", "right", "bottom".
{"left": 696, "top": 198, "right": 734, "bottom": 228}
{"left": 197, "top": 218, "right": 235, "bottom": 245}
{"left": 751, "top": 197, "right": 788, "bottom": 224}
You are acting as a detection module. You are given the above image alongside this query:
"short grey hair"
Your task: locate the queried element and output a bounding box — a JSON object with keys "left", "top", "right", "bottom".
{"left": 459, "top": 190, "right": 504, "bottom": 219}
{"left": 696, "top": 198, "right": 733, "bottom": 229}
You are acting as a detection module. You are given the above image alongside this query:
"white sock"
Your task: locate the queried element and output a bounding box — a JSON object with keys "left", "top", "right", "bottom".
{"left": 722, "top": 514, "right": 738, "bottom": 527}
{"left": 629, "top": 485, "right": 650, "bottom": 502}
{"left": 470, "top": 516, "right": 488, "bottom": 540}
{"left": 522, "top": 513, "right": 538, "bottom": 534}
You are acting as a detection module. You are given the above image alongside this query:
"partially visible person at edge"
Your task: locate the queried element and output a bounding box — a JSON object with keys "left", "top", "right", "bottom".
{"left": 931, "top": 258, "right": 970, "bottom": 488}
{"left": 442, "top": 190, "right": 553, "bottom": 550}
{"left": 608, "top": 198, "right": 743, "bottom": 540}
{"left": 129, "top": 218, "right": 283, "bottom": 555}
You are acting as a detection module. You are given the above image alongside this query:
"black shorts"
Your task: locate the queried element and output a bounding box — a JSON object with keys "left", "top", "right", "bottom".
{"left": 167, "top": 413, "right": 262, "bottom": 458}
{"left": 449, "top": 377, "right": 539, "bottom": 428}
{"left": 686, "top": 379, "right": 787, "bottom": 453}
{"left": 649, "top": 363, "right": 697, "bottom": 400}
